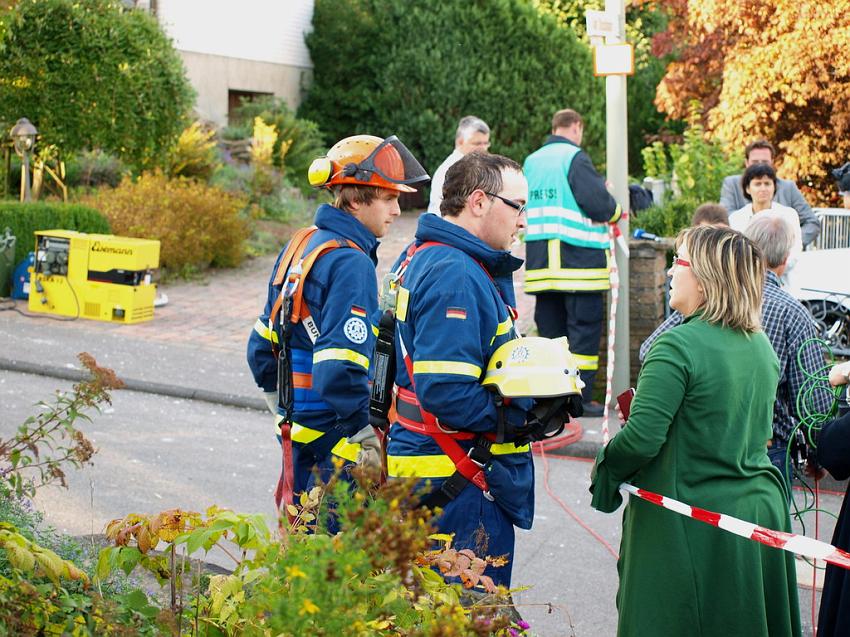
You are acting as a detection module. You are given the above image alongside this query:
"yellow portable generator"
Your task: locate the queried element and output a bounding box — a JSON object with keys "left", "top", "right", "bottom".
{"left": 28, "top": 230, "right": 160, "bottom": 324}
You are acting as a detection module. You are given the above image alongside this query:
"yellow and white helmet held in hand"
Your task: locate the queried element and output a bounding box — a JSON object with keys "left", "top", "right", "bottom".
{"left": 482, "top": 336, "right": 585, "bottom": 399}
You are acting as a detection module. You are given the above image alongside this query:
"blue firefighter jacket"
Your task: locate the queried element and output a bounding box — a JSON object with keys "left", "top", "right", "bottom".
{"left": 246, "top": 204, "right": 379, "bottom": 438}
{"left": 386, "top": 213, "right": 536, "bottom": 529}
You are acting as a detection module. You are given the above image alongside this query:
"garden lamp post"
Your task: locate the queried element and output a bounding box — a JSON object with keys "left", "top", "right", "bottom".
{"left": 10, "top": 117, "right": 38, "bottom": 202}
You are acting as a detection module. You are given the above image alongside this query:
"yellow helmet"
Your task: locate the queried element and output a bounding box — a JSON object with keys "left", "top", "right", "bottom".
{"left": 482, "top": 336, "right": 585, "bottom": 399}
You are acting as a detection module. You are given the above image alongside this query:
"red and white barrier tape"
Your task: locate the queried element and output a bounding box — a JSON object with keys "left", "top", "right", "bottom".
{"left": 620, "top": 482, "right": 850, "bottom": 570}
{"left": 601, "top": 222, "right": 628, "bottom": 444}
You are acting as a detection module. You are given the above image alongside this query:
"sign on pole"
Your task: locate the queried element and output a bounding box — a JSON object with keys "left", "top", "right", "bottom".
{"left": 593, "top": 43, "right": 635, "bottom": 77}
{"left": 585, "top": 10, "right": 620, "bottom": 38}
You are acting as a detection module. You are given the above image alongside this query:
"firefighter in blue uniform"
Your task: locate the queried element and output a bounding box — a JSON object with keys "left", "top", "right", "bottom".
{"left": 523, "top": 109, "right": 621, "bottom": 416}
{"left": 247, "top": 135, "right": 428, "bottom": 512}
{"left": 385, "top": 152, "right": 582, "bottom": 587}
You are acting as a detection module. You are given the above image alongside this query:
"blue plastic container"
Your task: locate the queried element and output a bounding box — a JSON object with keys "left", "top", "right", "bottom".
{"left": 11, "top": 252, "right": 34, "bottom": 300}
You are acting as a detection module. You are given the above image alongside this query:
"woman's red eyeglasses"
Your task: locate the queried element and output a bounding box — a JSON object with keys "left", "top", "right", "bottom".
{"left": 674, "top": 257, "right": 690, "bottom": 268}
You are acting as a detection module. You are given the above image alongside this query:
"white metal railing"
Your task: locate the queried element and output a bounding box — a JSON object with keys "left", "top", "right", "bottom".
{"left": 813, "top": 208, "right": 850, "bottom": 250}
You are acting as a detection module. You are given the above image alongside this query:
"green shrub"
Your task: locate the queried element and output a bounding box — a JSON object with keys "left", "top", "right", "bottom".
{"left": 64, "top": 150, "right": 129, "bottom": 189}
{"left": 0, "top": 202, "right": 110, "bottom": 264}
{"left": 299, "top": 0, "right": 605, "bottom": 182}
{"left": 81, "top": 172, "right": 249, "bottom": 273}
{"left": 634, "top": 197, "right": 696, "bottom": 238}
{"left": 231, "top": 97, "right": 327, "bottom": 194}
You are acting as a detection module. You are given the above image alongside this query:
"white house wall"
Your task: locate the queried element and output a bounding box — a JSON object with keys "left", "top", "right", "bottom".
{"left": 157, "top": 0, "right": 314, "bottom": 126}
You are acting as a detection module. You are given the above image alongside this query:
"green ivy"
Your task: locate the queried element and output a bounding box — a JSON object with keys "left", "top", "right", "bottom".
{"left": 0, "top": 0, "right": 194, "bottom": 169}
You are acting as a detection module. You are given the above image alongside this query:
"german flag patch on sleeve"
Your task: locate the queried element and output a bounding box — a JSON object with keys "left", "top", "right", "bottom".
{"left": 445, "top": 307, "right": 467, "bottom": 320}
{"left": 350, "top": 305, "right": 367, "bottom": 317}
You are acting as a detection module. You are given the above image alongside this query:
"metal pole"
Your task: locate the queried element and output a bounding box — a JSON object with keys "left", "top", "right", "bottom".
{"left": 21, "top": 150, "right": 31, "bottom": 202}
{"left": 605, "top": 0, "right": 630, "bottom": 396}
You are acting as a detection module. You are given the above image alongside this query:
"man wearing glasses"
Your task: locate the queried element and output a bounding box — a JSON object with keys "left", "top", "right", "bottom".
{"left": 523, "top": 109, "right": 621, "bottom": 416}
{"left": 385, "top": 152, "right": 535, "bottom": 586}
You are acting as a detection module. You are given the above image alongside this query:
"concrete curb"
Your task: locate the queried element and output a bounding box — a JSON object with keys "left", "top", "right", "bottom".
{"left": 4, "top": 356, "right": 845, "bottom": 492}
{"left": 0, "top": 357, "right": 267, "bottom": 413}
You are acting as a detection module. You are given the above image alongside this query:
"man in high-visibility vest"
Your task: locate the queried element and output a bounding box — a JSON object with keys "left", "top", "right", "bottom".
{"left": 523, "top": 109, "right": 621, "bottom": 416}
{"left": 247, "top": 135, "right": 428, "bottom": 512}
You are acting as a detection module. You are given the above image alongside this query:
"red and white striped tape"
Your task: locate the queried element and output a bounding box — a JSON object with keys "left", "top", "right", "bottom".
{"left": 601, "top": 222, "right": 628, "bottom": 444}
{"left": 620, "top": 482, "right": 850, "bottom": 570}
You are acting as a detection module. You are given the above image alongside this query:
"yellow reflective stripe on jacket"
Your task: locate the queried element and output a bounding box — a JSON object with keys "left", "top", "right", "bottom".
{"left": 254, "top": 318, "right": 279, "bottom": 344}
{"left": 412, "top": 360, "right": 482, "bottom": 378}
{"left": 525, "top": 239, "right": 611, "bottom": 292}
{"left": 283, "top": 422, "right": 361, "bottom": 462}
{"left": 490, "top": 315, "right": 514, "bottom": 346}
{"left": 313, "top": 348, "right": 370, "bottom": 370}
{"left": 525, "top": 267, "right": 610, "bottom": 281}
{"left": 524, "top": 278, "right": 610, "bottom": 292}
{"left": 387, "top": 443, "right": 531, "bottom": 478}
{"left": 495, "top": 316, "right": 513, "bottom": 337}
{"left": 573, "top": 353, "right": 599, "bottom": 371}
{"left": 371, "top": 324, "right": 379, "bottom": 337}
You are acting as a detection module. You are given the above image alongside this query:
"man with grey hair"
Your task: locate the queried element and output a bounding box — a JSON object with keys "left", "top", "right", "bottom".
{"left": 640, "top": 212, "right": 831, "bottom": 489}
{"left": 426, "top": 115, "right": 491, "bottom": 214}
{"left": 745, "top": 212, "right": 831, "bottom": 487}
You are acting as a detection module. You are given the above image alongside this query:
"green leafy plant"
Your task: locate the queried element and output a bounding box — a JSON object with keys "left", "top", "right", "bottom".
{"left": 0, "top": 0, "right": 194, "bottom": 169}
{"left": 81, "top": 171, "right": 250, "bottom": 273}
{"left": 99, "top": 472, "right": 524, "bottom": 636}
{"left": 640, "top": 103, "right": 740, "bottom": 203}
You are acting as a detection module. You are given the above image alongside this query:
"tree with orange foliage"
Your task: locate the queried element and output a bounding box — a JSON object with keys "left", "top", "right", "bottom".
{"left": 648, "top": 0, "right": 850, "bottom": 202}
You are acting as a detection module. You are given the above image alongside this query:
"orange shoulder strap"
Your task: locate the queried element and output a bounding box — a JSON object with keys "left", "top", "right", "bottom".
{"left": 272, "top": 226, "right": 317, "bottom": 286}
{"left": 290, "top": 238, "right": 360, "bottom": 324}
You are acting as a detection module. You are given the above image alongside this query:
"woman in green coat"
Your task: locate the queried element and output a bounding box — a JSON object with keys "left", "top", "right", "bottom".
{"left": 591, "top": 225, "right": 801, "bottom": 636}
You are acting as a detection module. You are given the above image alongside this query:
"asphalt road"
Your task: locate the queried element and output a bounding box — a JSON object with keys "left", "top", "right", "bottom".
{"left": 1, "top": 370, "right": 840, "bottom": 636}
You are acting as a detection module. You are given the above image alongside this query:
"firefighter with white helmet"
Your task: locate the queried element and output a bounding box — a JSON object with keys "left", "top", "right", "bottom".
{"left": 247, "top": 134, "right": 428, "bottom": 521}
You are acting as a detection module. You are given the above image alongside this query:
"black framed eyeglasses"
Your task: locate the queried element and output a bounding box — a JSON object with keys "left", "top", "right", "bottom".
{"left": 484, "top": 191, "right": 527, "bottom": 215}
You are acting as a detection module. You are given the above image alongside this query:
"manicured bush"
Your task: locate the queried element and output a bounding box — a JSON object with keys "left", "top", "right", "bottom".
{"left": 81, "top": 172, "right": 249, "bottom": 273}
{"left": 0, "top": 202, "right": 110, "bottom": 264}
{"left": 0, "top": 0, "right": 194, "bottom": 169}
{"left": 299, "top": 0, "right": 605, "bottom": 180}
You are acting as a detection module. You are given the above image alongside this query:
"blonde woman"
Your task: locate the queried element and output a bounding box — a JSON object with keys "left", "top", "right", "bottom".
{"left": 591, "top": 225, "right": 801, "bottom": 637}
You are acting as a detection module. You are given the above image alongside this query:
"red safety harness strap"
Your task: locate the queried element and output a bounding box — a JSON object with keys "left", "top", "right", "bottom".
{"left": 394, "top": 240, "right": 494, "bottom": 496}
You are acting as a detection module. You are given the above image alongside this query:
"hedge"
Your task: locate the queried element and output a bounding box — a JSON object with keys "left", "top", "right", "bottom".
{"left": 299, "top": 0, "right": 606, "bottom": 186}
{"left": 0, "top": 202, "right": 110, "bottom": 264}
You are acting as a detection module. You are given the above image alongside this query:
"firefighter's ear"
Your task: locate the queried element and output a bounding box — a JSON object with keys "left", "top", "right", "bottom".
{"left": 469, "top": 188, "right": 490, "bottom": 216}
